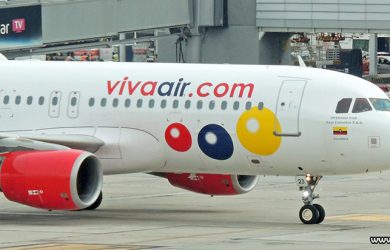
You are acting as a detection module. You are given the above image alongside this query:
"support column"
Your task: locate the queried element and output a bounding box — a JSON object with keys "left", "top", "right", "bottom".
{"left": 185, "top": 34, "right": 202, "bottom": 63}
{"left": 119, "top": 33, "right": 126, "bottom": 62}
{"left": 369, "top": 33, "right": 378, "bottom": 76}
{"left": 184, "top": 0, "right": 202, "bottom": 63}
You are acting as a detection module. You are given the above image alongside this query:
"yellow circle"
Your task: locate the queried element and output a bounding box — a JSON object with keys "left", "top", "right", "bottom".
{"left": 236, "top": 107, "right": 281, "bottom": 155}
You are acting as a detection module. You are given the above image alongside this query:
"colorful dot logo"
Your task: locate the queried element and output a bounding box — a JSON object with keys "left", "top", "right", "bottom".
{"left": 165, "top": 123, "right": 192, "bottom": 152}
{"left": 236, "top": 107, "right": 281, "bottom": 155}
{"left": 198, "top": 124, "right": 234, "bottom": 160}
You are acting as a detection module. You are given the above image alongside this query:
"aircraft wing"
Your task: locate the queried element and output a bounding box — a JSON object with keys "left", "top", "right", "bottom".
{"left": 0, "top": 133, "right": 104, "bottom": 153}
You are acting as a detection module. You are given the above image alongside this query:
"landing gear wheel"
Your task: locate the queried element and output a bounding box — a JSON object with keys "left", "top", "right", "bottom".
{"left": 313, "top": 204, "right": 325, "bottom": 224}
{"left": 299, "top": 205, "right": 319, "bottom": 224}
{"left": 296, "top": 175, "right": 325, "bottom": 224}
{"left": 85, "top": 191, "right": 103, "bottom": 210}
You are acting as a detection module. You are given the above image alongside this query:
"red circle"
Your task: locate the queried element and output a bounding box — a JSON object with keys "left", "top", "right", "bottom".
{"left": 165, "top": 123, "right": 192, "bottom": 152}
{"left": 189, "top": 93, "right": 193, "bottom": 97}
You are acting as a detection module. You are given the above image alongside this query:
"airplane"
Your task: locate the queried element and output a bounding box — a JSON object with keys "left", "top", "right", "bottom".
{"left": 0, "top": 56, "right": 389, "bottom": 224}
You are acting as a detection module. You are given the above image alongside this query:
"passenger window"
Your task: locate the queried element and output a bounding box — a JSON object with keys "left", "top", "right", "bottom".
{"left": 233, "top": 101, "right": 239, "bottom": 110}
{"left": 161, "top": 99, "right": 167, "bottom": 109}
{"left": 3, "top": 95, "right": 9, "bottom": 105}
{"left": 89, "top": 98, "right": 95, "bottom": 107}
{"left": 113, "top": 98, "right": 119, "bottom": 107}
{"left": 352, "top": 98, "right": 372, "bottom": 113}
{"left": 52, "top": 97, "right": 59, "bottom": 106}
{"left": 15, "top": 96, "right": 21, "bottom": 105}
{"left": 185, "top": 100, "right": 191, "bottom": 109}
{"left": 149, "top": 99, "right": 155, "bottom": 108}
{"left": 71, "top": 97, "right": 77, "bottom": 106}
{"left": 221, "top": 101, "right": 227, "bottom": 110}
{"left": 124, "top": 99, "right": 131, "bottom": 108}
{"left": 245, "top": 101, "right": 252, "bottom": 110}
{"left": 335, "top": 98, "right": 352, "bottom": 113}
{"left": 258, "top": 102, "right": 264, "bottom": 110}
{"left": 101, "top": 98, "right": 107, "bottom": 107}
{"left": 27, "top": 96, "right": 33, "bottom": 105}
{"left": 38, "top": 96, "right": 45, "bottom": 105}
{"left": 209, "top": 101, "right": 215, "bottom": 110}
{"left": 173, "top": 100, "right": 179, "bottom": 109}
{"left": 197, "top": 100, "right": 203, "bottom": 110}
{"left": 137, "top": 99, "right": 143, "bottom": 108}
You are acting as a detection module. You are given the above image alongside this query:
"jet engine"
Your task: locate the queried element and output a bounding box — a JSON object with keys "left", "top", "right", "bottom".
{"left": 0, "top": 150, "right": 103, "bottom": 210}
{"left": 165, "top": 173, "right": 259, "bottom": 195}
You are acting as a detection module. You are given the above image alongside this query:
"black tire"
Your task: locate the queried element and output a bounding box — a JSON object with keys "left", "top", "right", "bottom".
{"left": 313, "top": 204, "right": 325, "bottom": 224}
{"left": 85, "top": 191, "right": 103, "bottom": 210}
{"left": 299, "top": 205, "right": 319, "bottom": 224}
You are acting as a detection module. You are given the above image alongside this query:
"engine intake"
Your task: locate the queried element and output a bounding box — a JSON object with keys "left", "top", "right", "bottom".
{"left": 0, "top": 150, "right": 103, "bottom": 210}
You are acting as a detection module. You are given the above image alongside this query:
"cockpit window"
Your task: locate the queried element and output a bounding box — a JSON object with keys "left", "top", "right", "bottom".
{"left": 335, "top": 98, "right": 352, "bottom": 113}
{"left": 352, "top": 98, "right": 372, "bottom": 113}
{"left": 369, "top": 98, "right": 390, "bottom": 111}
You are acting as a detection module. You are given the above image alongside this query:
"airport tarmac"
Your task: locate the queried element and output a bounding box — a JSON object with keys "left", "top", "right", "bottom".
{"left": 0, "top": 171, "right": 390, "bottom": 249}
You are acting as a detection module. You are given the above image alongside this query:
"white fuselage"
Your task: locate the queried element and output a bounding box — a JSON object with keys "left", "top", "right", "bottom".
{"left": 1, "top": 61, "right": 389, "bottom": 176}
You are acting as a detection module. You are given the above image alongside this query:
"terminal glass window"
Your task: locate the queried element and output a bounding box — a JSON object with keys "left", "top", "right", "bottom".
{"left": 335, "top": 98, "right": 352, "bottom": 113}
{"left": 369, "top": 98, "right": 390, "bottom": 111}
{"left": 352, "top": 98, "right": 372, "bottom": 113}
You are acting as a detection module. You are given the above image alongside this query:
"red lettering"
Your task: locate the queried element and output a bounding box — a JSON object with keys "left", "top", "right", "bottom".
{"left": 197, "top": 82, "right": 212, "bottom": 97}
{"left": 214, "top": 83, "right": 229, "bottom": 98}
{"left": 230, "top": 83, "right": 254, "bottom": 98}
{"left": 128, "top": 81, "right": 142, "bottom": 95}
{"left": 107, "top": 80, "right": 121, "bottom": 95}
{"left": 141, "top": 81, "right": 157, "bottom": 96}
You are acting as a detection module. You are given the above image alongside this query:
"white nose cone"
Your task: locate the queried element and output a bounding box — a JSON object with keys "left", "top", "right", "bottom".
{"left": 0, "top": 53, "right": 8, "bottom": 61}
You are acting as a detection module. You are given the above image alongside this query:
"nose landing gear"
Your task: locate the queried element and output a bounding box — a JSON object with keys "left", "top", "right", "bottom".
{"left": 296, "top": 175, "right": 325, "bottom": 224}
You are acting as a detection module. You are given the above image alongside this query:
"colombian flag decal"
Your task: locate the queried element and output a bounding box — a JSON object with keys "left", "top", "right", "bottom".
{"left": 333, "top": 127, "right": 348, "bottom": 135}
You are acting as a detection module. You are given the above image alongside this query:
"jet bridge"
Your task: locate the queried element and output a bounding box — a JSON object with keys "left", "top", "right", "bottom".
{"left": 0, "top": 0, "right": 193, "bottom": 56}
{"left": 256, "top": 0, "right": 390, "bottom": 33}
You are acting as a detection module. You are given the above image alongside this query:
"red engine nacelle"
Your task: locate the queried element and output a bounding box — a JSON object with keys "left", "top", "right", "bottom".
{"left": 166, "top": 173, "right": 259, "bottom": 195}
{"left": 0, "top": 150, "right": 103, "bottom": 210}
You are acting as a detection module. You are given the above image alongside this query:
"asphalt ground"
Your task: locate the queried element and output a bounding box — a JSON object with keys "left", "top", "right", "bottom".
{"left": 0, "top": 172, "right": 390, "bottom": 249}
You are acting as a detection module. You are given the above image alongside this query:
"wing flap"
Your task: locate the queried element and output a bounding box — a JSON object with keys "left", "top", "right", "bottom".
{"left": 0, "top": 134, "right": 104, "bottom": 153}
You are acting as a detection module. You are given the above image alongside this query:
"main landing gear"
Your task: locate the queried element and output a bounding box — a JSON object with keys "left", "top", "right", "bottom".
{"left": 296, "top": 175, "right": 325, "bottom": 224}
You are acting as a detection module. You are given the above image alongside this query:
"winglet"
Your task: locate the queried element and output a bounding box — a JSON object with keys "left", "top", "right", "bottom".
{"left": 297, "top": 56, "right": 306, "bottom": 67}
{"left": 0, "top": 53, "right": 8, "bottom": 61}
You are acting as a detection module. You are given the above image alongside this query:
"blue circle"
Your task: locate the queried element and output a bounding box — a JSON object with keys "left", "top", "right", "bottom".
{"left": 198, "top": 124, "right": 234, "bottom": 160}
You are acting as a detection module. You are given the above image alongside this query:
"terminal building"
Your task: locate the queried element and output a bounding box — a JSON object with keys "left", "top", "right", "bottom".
{"left": 1, "top": 0, "right": 390, "bottom": 75}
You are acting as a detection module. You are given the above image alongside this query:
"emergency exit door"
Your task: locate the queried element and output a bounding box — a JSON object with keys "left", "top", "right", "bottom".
{"left": 275, "top": 81, "right": 306, "bottom": 136}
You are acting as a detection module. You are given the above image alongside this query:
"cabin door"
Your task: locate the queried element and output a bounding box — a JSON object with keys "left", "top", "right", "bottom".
{"left": 275, "top": 80, "right": 306, "bottom": 136}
